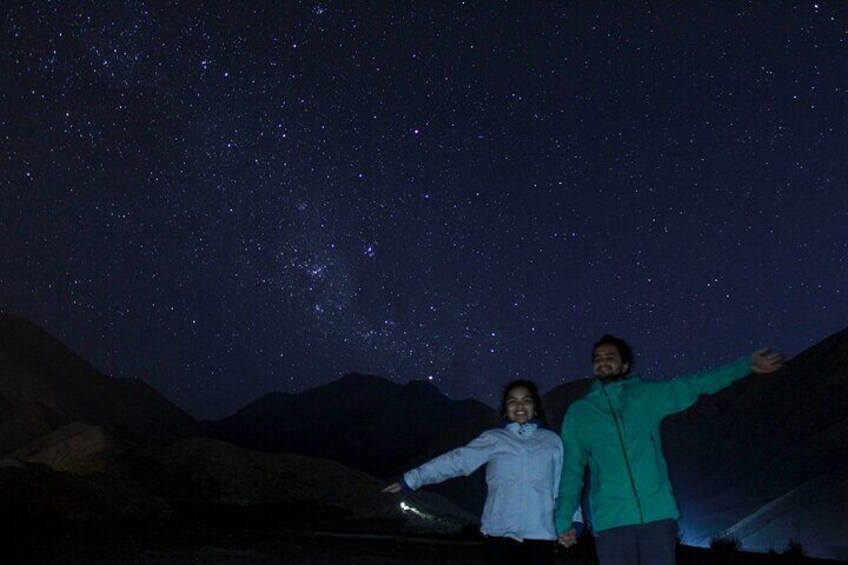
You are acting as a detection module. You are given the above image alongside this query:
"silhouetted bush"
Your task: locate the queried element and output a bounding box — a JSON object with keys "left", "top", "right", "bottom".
{"left": 783, "top": 539, "right": 805, "bottom": 557}
{"left": 709, "top": 535, "right": 742, "bottom": 553}
{"left": 781, "top": 539, "right": 807, "bottom": 564}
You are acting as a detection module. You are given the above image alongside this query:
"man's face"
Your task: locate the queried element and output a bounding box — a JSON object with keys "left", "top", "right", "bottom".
{"left": 593, "top": 344, "right": 630, "bottom": 380}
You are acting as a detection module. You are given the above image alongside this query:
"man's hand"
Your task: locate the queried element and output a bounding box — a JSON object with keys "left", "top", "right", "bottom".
{"left": 558, "top": 528, "right": 578, "bottom": 548}
{"left": 382, "top": 482, "right": 401, "bottom": 493}
{"left": 751, "top": 348, "right": 785, "bottom": 374}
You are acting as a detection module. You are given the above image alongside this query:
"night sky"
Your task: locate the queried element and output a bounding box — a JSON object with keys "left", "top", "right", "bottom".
{"left": 2, "top": 2, "right": 846, "bottom": 419}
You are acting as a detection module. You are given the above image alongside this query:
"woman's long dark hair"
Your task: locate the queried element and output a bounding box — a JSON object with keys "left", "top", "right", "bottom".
{"left": 500, "top": 379, "right": 547, "bottom": 426}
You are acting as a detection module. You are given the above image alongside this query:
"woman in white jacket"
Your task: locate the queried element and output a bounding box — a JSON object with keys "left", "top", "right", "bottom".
{"left": 383, "top": 380, "right": 583, "bottom": 565}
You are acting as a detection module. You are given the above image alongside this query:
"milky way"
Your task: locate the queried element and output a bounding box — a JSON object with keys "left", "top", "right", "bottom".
{"left": 2, "top": 2, "right": 846, "bottom": 418}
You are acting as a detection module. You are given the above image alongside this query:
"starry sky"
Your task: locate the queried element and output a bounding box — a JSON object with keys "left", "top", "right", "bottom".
{"left": 1, "top": 2, "right": 846, "bottom": 419}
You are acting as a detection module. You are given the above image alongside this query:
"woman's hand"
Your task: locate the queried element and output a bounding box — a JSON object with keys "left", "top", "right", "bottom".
{"left": 382, "top": 482, "right": 402, "bottom": 493}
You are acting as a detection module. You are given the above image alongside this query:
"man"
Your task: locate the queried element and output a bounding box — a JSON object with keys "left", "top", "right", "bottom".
{"left": 555, "top": 335, "right": 784, "bottom": 565}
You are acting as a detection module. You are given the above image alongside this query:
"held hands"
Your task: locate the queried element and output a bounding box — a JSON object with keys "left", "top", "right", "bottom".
{"left": 750, "top": 348, "right": 785, "bottom": 374}
{"left": 558, "top": 528, "right": 578, "bottom": 548}
{"left": 382, "top": 482, "right": 402, "bottom": 493}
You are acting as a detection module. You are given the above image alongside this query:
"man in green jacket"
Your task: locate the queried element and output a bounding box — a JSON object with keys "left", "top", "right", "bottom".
{"left": 555, "top": 335, "right": 784, "bottom": 565}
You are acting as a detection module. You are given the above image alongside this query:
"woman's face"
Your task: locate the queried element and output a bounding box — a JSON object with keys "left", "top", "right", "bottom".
{"left": 504, "top": 386, "right": 535, "bottom": 424}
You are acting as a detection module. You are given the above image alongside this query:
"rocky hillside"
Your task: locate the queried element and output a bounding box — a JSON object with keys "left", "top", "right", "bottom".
{"left": 0, "top": 314, "right": 474, "bottom": 534}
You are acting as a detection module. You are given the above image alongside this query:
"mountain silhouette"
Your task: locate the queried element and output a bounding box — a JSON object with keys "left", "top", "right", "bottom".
{"left": 206, "top": 372, "right": 498, "bottom": 478}
{"left": 0, "top": 313, "right": 198, "bottom": 446}
{"left": 6, "top": 311, "right": 844, "bottom": 557}
{"left": 665, "top": 326, "right": 848, "bottom": 559}
{"left": 205, "top": 372, "right": 501, "bottom": 517}
{"left": 0, "top": 314, "right": 473, "bottom": 535}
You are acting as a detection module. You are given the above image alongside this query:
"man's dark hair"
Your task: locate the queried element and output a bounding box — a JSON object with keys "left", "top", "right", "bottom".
{"left": 592, "top": 334, "right": 634, "bottom": 371}
{"left": 500, "top": 379, "right": 547, "bottom": 425}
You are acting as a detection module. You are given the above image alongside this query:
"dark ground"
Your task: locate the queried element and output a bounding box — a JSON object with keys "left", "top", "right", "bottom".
{"left": 4, "top": 524, "right": 846, "bottom": 565}
{"left": 11, "top": 526, "right": 489, "bottom": 565}
{"left": 3, "top": 522, "right": 602, "bottom": 565}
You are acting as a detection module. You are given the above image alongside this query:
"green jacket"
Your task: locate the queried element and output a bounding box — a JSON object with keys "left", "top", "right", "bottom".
{"left": 555, "top": 358, "right": 751, "bottom": 534}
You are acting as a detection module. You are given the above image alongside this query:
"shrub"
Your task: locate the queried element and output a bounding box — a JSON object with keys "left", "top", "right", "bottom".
{"left": 783, "top": 539, "right": 806, "bottom": 558}
{"left": 709, "top": 535, "right": 742, "bottom": 553}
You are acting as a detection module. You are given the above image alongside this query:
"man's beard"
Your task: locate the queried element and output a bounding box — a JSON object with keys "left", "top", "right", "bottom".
{"left": 598, "top": 369, "right": 627, "bottom": 382}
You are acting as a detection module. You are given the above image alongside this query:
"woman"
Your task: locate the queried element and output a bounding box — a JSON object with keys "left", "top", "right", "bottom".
{"left": 383, "top": 380, "right": 582, "bottom": 565}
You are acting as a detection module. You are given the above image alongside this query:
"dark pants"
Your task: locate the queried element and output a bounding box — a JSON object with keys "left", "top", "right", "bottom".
{"left": 594, "top": 519, "right": 677, "bottom": 565}
{"left": 485, "top": 536, "right": 555, "bottom": 565}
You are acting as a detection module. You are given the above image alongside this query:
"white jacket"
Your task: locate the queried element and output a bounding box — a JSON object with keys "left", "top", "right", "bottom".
{"left": 403, "top": 420, "right": 580, "bottom": 541}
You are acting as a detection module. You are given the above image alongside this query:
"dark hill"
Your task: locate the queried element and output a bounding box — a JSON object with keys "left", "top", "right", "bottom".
{"left": 206, "top": 373, "right": 498, "bottom": 479}
{"left": 665, "top": 326, "right": 848, "bottom": 559}
{"left": 0, "top": 313, "right": 198, "bottom": 447}
{"left": 0, "top": 422, "right": 474, "bottom": 535}
{"left": 136, "top": 436, "right": 474, "bottom": 533}
{"left": 542, "top": 377, "right": 593, "bottom": 434}
{"left": 0, "top": 314, "right": 474, "bottom": 541}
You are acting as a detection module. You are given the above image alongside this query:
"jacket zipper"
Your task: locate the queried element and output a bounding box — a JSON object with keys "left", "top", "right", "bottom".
{"left": 601, "top": 383, "right": 645, "bottom": 524}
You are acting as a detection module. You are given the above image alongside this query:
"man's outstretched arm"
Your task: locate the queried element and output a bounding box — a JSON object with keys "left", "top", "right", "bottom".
{"left": 654, "top": 348, "right": 785, "bottom": 417}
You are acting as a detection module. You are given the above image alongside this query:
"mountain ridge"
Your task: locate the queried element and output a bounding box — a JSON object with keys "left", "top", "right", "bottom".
{"left": 2, "top": 311, "right": 846, "bottom": 558}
